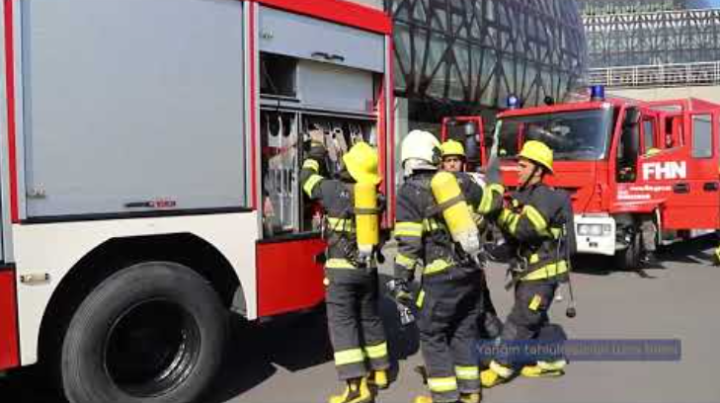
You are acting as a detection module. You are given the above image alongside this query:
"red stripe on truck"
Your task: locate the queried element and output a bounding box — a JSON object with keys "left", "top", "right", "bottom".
{"left": 0, "top": 269, "right": 19, "bottom": 370}
{"left": 3, "top": 0, "right": 18, "bottom": 223}
{"left": 255, "top": 0, "right": 392, "bottom": 35}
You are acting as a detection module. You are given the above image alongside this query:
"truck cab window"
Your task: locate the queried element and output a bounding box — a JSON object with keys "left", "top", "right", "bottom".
{"left": 665, "top": 115, "right": 684, "bottom": 148}
{"left": 642, "top": 118, "right": 657, "bottom": 155}
{"left": 692, "top": 114, "right": 712, "bottom": 158}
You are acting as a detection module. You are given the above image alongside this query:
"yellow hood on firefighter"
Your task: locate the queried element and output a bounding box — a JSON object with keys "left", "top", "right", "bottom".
{"left": 343, "top": 142, "right": 381, "bottom": 184}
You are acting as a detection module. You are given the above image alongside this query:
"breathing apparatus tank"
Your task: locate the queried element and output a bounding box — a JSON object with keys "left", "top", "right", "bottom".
{"left": 354, "top": 181, "right": 379, "bottom": 263}
{"left": 430, "top": 171, "right": 480, "bottom": 256}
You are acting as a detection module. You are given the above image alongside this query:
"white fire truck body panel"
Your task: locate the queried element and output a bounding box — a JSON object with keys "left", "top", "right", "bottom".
{"left": 13, "top": 212, "right": 259, "bottom": 365}
{"left": 20, "top": 0, "right": 248, "bottom": 218}
{"left": 258, "top": 6, "right": 385, "bottom": 73}
{"left": 0, "top": 2, "right": 394, "bottom": 396}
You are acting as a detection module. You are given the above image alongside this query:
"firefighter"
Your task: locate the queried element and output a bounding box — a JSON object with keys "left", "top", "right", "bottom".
{"left": 301, "top": 141, "right": 389, "bottom": 403}
{"left": 391, "top": 130, "right": 501, "bottom": 403}
{"left": 440, "top": 140, "right": 503, "bottom": 340}
{"left": 441, "top": 140, "right": 466, "bottom": 172}
{"left": 480, "top": 140, "right": 573, "bottom": 387}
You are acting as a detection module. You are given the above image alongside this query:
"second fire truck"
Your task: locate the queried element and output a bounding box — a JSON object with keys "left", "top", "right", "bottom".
{"left": 443, "top": 88, "right": 720, "bottom": 270}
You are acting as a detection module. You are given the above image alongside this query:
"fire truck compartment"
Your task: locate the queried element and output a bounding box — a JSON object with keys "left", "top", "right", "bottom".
{"left": 258, "top": 6, "right": 384, "bottom": 73}
{"left": 19, "top": 0, "right": 247, "bottom": 218}
{"left": 297, "top": 61, "right": 375, "bottom": 115}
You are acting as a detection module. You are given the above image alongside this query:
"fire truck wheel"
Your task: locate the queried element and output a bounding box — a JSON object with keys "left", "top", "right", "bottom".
{"left": 614, "top": 231, "right": 641, "bottom": 271}
{"left": 60, "top": 261, "right": 227, "bottom": 403}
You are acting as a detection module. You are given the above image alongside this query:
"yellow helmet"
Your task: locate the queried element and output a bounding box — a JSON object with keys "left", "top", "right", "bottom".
{"left": 343, "top": 142, "right": 381, "bottom": 184}
{"left": 441, "top": 140, "right": 465, "bottom": 158}
{"left": 518, "top": 140, "right": 553, "bottom": 173}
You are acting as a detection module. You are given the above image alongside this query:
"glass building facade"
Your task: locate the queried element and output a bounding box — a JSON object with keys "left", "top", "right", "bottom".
{"left": 582, "top": 0, "right": 720, "bottom": 67}
{"left": 577, "top": 0, "right": 719, "bottom": 15}
{"left": 387, "top": 0, "right": 587, "bottom": 128}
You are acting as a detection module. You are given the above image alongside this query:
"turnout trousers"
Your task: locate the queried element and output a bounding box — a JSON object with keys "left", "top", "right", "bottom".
{"left": 416, "top": 268, "right": 484, "bottom": 403}
{"left": 496, "top": 279, "right": 560, "bottom": 367}
{"left": 325, "top": 268, "right": 390, "bottom": 380}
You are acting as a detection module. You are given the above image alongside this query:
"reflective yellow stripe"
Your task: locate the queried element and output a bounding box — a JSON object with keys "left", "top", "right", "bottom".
{"left": 326, "top": 258, "right": 356, "bottom": 269}
{"left": 498, "top": 208, "right": 510, "bottom": 223}
{"left": 334, "top": 348, "right": 365, "bottom": 366}
{"left": 507, "top": 213, "right": 521, "bottom": 234}
{"left": 455, "top": 365, "right": 479, "bottom": 380}
{"left": 303, "top": 159, "right": 320, "bottom": 172}
{"left": 424, "top": 259, "right": 451, "bottom": 275}
{"left": 521, "top": 260, "right": 568, "bottom": 281}
{"left": 528, "top": 294, "right": 542, "bottom": 311}
{"left": 478, "top": 184, "right": 503, "bottom": 214}
{"left": 523, "top": 205, "right": 548, "bottom": 234}
{"left": 488, "top": 183, "right": 505, "bottom": 194}
{"left": 395, "top": 221, "right": 423, "bottom": 237}
{"left": 364, "top": 342, "right": 388, "bottom": 359}
{"left": 303, "top": 174, "right": 324, "bottom": 197}
{"left": 416, "top": 289, "right": 426, "bottom": 308}
{"left": 327, "top": 217, "right": 355, "bottom": 232}
{"left": 395, "top": 253, "right": 417, "bottom": 269}
{"left": 550, "top": 227, "right": 562, "bottom": 239}
{"left": 422, "top": 218, "right": 445, "bottom": 232}
{"left": 427, "top": 376, "right": 458, "bottom": 393}
{"left": 529, "top": 253, "right": 540, "bottom": 264}
{"left": 499, "top": 208, "right": 521, "bottom": 234}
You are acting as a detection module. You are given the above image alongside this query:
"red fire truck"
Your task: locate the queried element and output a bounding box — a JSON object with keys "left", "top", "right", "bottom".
{"left": 443, "top": 89, "right": 720, "bottom": 270}
{"left": 0, "top": 1, "right": 394, "bottom": 402}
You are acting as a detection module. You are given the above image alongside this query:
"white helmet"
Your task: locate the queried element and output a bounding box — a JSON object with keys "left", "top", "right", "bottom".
{"left": 401, "top": 130, "right": 442, "bottom": 166}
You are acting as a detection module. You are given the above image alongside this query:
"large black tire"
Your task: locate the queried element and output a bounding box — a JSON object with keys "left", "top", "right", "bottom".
{"left": 614, "top": 230, "right": 641, "bottom": 271}
{"left": 61, "top": 261, "right": 227, "bottom": 403}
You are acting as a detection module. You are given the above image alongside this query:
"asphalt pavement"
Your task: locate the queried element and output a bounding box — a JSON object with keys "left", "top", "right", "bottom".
{"left": 3, "top": 235, "right": 720, "bottom": 403}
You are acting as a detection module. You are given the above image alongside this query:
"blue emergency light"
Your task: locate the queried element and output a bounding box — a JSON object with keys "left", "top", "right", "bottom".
{"left": 506, "top": 94, "right": 520, "bottom": 109}
{"left": 590, "top": 85, "right": 605, "bottom": 101}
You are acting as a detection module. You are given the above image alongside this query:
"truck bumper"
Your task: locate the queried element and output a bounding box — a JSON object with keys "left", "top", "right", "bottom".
{"left": 574, "top": 215, "right": 616, "bottom": 256}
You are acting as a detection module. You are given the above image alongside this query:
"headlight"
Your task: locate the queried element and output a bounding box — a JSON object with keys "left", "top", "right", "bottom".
{"left": 577, "top": 223, "right": 612, "bottom": 236}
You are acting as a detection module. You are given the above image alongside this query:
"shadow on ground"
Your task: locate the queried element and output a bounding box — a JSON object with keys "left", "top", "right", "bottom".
{"left": 569, "top": 233, "right": 718, "bottom": 277}
{"left": 657, "top": 233, "right": 718, "bottom": 266}
{"left": 206, "top": 308, "right": 333, "bottom": 403}
{"left": 207, "top": 275, "right": 420, "bottom": 403}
